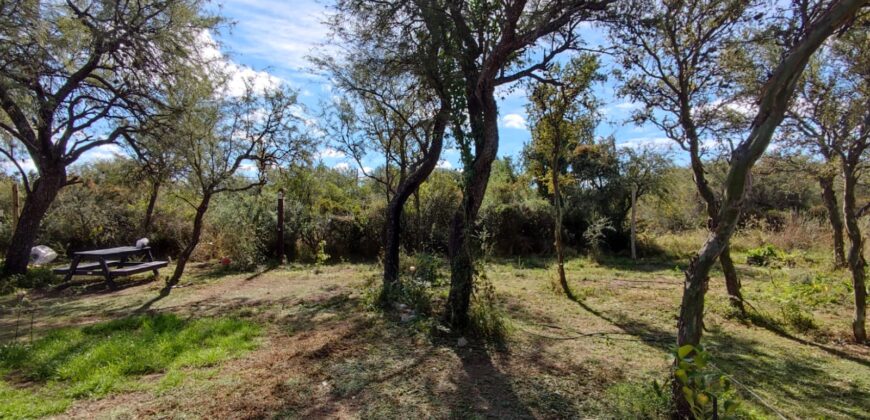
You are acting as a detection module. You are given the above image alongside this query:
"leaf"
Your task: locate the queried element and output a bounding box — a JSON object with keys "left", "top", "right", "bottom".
{"left": 677, "top": 344, "right": 694, "bottom": 359}
{"left": 675, "top": 369, "right": 688, "bottom": 384}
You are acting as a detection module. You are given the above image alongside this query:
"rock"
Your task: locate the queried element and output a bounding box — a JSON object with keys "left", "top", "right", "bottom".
{"left": 400, "top": 312, "right": 416, "bottom": 322}
{"left": 457, "top": 337, "right": 468, "bottom": 347}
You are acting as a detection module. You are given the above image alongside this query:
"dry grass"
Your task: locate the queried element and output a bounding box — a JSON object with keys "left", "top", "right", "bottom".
{"left": 0, "top": 247, "right": 868, "bottom": 419}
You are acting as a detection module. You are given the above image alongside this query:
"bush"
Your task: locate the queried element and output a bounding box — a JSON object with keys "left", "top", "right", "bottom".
{"left": 746, "top": 244, "right": 782, "bottom": 266}
{"left": 779, "top": 302, "right": 817, "bottom": 333}
{"left": 1, "top": 267, "right": 60, "bottom": 293}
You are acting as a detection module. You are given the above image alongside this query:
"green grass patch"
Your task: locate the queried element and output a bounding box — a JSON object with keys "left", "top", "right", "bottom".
{"left": 0, "top": 313, "right": 260, "bottom": 419}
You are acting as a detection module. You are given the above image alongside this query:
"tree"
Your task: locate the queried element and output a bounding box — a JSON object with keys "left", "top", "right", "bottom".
{"left": 524, "top": 55, "right": 601, "bottom": 297}
{"left": 783, "top": 22, "right": 869, "bottom": 341}
{"left": 610, "top": 0, "right": 758, "bottom": 314}
{"left": 158, "top": 72, "right": 312, "bottom": 295}
{"left": 0, "top": 0, "right": 217, "bottom": 276}
{"left": 422, "top": 0, "right": 615, "bottom": 329}
{"left": 671, "top": 0, "right": 866, "bottom": 414}
{"left": 320, "top": 0, "right": 453, "bottom": 302}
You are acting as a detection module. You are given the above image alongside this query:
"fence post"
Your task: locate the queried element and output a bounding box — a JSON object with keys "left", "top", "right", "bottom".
{"left": 277, "top": 188, "right": 285, "bottom": 264}
{"left": 631, "top": 183, "right": 637, "bottom": 260}
{"left": 11, "top": 182, "right": 20, "bottom": 231}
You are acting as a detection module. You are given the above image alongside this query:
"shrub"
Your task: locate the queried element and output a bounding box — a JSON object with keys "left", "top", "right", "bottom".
{"left": 746, "top": 244, "right": 782, "bottom": 266}
{"left": 779, "top": 302, "right": 817, "bottom": 333}
{"left": 673, "top": 344, "right": 739, "bottom": 419}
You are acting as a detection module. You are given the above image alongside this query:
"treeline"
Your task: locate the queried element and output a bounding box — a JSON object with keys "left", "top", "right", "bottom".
{"left": 0, "top": 153, "right": 848, "bottom": 267}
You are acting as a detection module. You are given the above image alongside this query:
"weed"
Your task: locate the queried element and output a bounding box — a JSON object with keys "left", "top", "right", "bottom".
{"left": 779, "top": 302, "right": 817, "bottom": 333}
{"left": 746, "top": 244, "right": 782, "bottom": 267}
{"left": 603, "top": 380, "right": 671, "bottom": 419}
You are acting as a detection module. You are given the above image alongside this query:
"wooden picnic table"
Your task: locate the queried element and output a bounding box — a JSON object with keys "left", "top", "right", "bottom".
{"left": 53, "top": 246, "right": 168, "bottom": 289}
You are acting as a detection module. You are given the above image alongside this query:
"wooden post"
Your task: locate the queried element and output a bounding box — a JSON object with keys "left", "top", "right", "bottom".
{"left": 11, "top": 182, "right": 20, "bottom": 230}
{"left": 630, "top": 183, "right": 637, "bottom": 260}
{"left": 277, "top": 188, "right": 285, "bottom": 264}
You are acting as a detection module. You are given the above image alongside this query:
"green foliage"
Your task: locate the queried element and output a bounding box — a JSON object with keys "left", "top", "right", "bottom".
{"left": 1, "top": 267, "right": 60, "bottom": 293}
{"left": 0, "top": 314, "right": 260, "bottom": 419}
{"left": 315, "top": 240, "right": 331, "bottom": 266}
{"left": 468, "top": 270, "right": 512, "bottom": 344}
{"left": 778, "top": 302, "right": 817, "bottom": 333}
{"left": 673, "top": 344, "right": 739, "bottom": 419}
{"left": 604, "top": 380, "right": 671, "bottom": 419}
{"left": 746, "top": 244, "right": 783, "bottom": 266}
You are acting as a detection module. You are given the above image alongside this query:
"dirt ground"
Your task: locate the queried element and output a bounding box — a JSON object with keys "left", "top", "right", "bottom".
{"left": 2, "top": 260, "right": 868, "bottom": 419}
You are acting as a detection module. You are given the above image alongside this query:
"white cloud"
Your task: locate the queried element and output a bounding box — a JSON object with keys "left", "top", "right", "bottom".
{"left": 82, "top": 144, "right": 124, "bottom": 161}
{"left": 617, "top": 136, "right": 674, "bottom": 150}
{"left": 437, "top": 159, "right": 453, "bottom": 169}
{"left": 198, "top": 31, "right": 284, "bottom": 97}
{"left": 218, "top": 0, "right": 332, "bottom": 75}
{"left": 333, "top": 162, "right": 351, "bottom": 171}
{"left": 317, "top": 148, "right": 345, "bottom": 159}
{"left": 614, "top": 101, "right": 641, "bottom": 110}
{"left": 501, "top": 113, "right": 527, "bottom": 130}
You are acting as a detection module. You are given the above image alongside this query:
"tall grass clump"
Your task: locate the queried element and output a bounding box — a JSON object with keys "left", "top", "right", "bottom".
{"left": 0, "top": 314, "right": 260, "bottom": 419}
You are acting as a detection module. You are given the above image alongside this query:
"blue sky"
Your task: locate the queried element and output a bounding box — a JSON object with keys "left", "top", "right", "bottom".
{"left": 208, "top": 0, "right": 674, "bottom": 172}
{"left": 0, "top": 0, "right": 675, "bottom": 177}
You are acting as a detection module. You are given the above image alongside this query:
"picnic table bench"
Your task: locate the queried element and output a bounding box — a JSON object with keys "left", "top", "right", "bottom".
{"left": 53, "top": 246, "right": 168, "bottom": 289}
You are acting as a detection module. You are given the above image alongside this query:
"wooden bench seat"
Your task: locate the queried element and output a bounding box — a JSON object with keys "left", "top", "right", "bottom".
{"left": 53, "top": 260, "right": 120, "bottom": 275}
{"left": 109, "top": 261, "right": 168, "bottom": 276}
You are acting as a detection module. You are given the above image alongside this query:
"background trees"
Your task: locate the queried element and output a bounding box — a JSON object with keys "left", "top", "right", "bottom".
{"left": 524, "top": 55, "right": 601, "bottom": 296}
{"left": 0, "top": 0, "right": 217, "bottom": 276}
{"left": 156, "top": 70, "right": 312, "bottom": 294}
{"left": 610, "top": 0, "right": 758, "bottom": 314}
{"left": 428, "top": 0, "right": 616, "bottom": 329}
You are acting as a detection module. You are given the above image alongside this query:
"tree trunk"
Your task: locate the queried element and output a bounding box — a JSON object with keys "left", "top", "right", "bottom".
{"left": 687, "top": 134, "right": 745, "bottom": 315}
{"left": 2, "top": 169, "right": 66, "bottom": 276}
{"left": 819, "top": 174, "right": 847, "bottom": 267}
{"left": 552, "top": 147, "right": 570, "bottom": 298}
{"left": 720, "top": 245, "right": 745, "bottom": 313}
{"left": 842, "top": 165, "right": 866, "bottom": 343}
{"left": 163, "top": 192, "right": 211, "bottom": 294}
{"left": 445, "top": 83, "right": 499, "bottom": 329}
{"left": 381, "top": 104, "right": 449, "bottom": 305}
{"left": 142, "top": 179, "right": 160, "bottom": 235}
{"left": 673, "top": 0, "right": 863, "bottom": 414}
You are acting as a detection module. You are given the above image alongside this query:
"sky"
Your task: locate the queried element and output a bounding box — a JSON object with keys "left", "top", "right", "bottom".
{"left": 206, "top": 0, "right": 676, "bottom": 172}
{"left": 2, "top": 0, "right": 676, "bottom": 178}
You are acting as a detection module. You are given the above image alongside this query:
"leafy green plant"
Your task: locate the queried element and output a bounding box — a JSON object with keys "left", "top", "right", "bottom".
{"left": 746, "top": 244, "right": 781, "bottom": 266}
{"left": 673, "top": 344, "right": 739, "bottom": 419}
{"left": 604, "top": 380, "right": 671, "bottom": 419}
{"left": 779, "top": 302, "right": 817, "bottom": 333}
{"left": 315, "top": 240, "right": 330, "bottom": 266}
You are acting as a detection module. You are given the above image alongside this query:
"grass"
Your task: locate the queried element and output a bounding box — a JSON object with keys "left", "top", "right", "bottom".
{"left": 0, "top": 234, "right": 866, "bottom": 418}
{"left": 0, "top": 314, "right": 260, "bottom": 419}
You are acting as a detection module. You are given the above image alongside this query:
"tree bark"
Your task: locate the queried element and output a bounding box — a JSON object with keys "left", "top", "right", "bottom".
{"left": 720, "top": 245, "right": 744, "bottom": 313}
{"left": 163, "top": 192, "right": 211, "bottom": 294}
{"left": 3, "top": 169, "right": 67, "bottom": 276}
{"left": 381, "top": 105, "right": 449, "bottom": 304}
{"left": 818, "top": 174, "right": 847, "bottom": 267}
{"left": 842, "top": 164, "right": 867, "bottom": 342}
{"left": 142, "top": 179, "right": 160, "bottom": 235}
{"left": 674, "top": 0, "right": 865, "bottom": 414}
{"left": 552, "top": 143, "right": 570, "bottom": 298}
{"left": 444, "top": 82, "right": 499, "bottom": 329}
{"left": 688, "top": 141, "right": 746, "bottom": 315}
